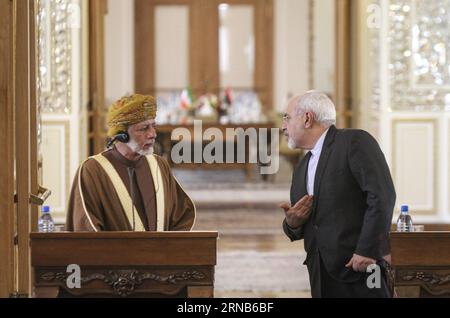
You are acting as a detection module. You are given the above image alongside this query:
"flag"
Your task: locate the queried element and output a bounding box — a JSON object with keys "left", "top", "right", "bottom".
{"left": 180, "top": 87, "right": 194, "bottom": 109}
{"left": 223, "top": 87, "right": 233, "bottom": 106}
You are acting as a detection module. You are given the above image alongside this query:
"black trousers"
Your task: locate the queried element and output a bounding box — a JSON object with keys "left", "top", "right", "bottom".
{"left": 306, "top": 252, "right": 392, "bottom": 298}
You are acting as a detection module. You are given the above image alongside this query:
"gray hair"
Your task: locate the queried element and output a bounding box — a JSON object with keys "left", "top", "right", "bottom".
{"left": 294, "top": 90, "right": 336, "bottom": 127}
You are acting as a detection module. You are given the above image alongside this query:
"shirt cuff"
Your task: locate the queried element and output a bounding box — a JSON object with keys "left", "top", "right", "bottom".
{"left": 283, "top": 219, "right": 304, "bottom": 241}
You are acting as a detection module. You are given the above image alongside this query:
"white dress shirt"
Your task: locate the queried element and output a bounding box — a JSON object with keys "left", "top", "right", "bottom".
{"left": 307, "top": 129, "right": 329, "bottom": 195}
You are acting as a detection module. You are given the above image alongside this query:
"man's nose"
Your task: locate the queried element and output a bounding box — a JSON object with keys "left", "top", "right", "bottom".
{"left": 148, "top": 127, "right": 157, "bottom": 139}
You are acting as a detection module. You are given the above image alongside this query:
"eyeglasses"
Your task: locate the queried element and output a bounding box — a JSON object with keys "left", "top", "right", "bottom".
{"left": 282, "top": 113, "right": 295, "bottom": 122}
{"left": 134, "top": 123, "right": 157, "bottom": 134}
{"left": 282, "top": 112, "right": 305, "bottom": 122}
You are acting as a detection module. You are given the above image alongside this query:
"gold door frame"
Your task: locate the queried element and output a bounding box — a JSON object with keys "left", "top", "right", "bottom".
{"left": 0, "top": 0, "right": 40, "bottom": 297}
{"left": 0, "top": 0, "right": 16, "bottom": 298}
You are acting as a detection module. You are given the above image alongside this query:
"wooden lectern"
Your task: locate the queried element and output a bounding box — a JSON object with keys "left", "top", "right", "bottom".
{"left": 30, "top": 231, "right": 218, "bottom": 298}
{"left": 390, "top": 231, "right": 450, "bottom": 297}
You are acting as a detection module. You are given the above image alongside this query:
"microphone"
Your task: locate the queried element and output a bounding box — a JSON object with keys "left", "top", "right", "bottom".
{"left": 107, "top": 132, "right": 130, "bottom": 148}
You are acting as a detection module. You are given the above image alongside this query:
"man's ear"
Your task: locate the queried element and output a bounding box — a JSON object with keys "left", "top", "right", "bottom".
{"left": 126, "top": 125, "right": 133, "bottom": 136}
{"left": 304, "top": 112, "right": 314, "bottom": 128}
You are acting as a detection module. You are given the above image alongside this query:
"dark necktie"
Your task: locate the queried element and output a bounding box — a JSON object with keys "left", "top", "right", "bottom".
{"left": 304, "top": 151, "right": 312, "bottom": 183}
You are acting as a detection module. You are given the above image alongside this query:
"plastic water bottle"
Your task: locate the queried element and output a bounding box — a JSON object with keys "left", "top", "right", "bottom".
{"left": 396, "top": 204, "right": 413, "bottom": 232}
{"left": 38, "top": 206, "right": 55, "bottom": 232}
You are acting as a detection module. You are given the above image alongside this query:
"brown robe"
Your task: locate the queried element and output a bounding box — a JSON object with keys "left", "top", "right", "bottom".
{"left": 66, "top": 148, "right": 195, "bottom": 231}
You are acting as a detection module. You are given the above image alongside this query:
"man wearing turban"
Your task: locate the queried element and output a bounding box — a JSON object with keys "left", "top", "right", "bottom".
{"left": 66, "top": 94, "right": 196, "bottom": 231}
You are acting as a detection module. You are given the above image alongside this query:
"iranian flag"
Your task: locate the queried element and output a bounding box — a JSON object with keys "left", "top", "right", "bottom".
{"left": 180, "top": 88, "right": 194, "bottom": 109}
{"left": 223, "top": 87, "right": 233, "bottom": 105}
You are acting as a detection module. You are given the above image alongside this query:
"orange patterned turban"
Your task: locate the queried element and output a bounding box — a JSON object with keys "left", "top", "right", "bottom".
{"left": 107, "top": 94, "right": 157, "bottom": 137}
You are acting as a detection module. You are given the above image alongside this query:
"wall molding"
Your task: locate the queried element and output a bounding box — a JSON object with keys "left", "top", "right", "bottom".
{"left": 391, "top": 118, "right": 438, "bottom": 216}
{"left": 41, "top": 120, "right": 70, "bottom": 222}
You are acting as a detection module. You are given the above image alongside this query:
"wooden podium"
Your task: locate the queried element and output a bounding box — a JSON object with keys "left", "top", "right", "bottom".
{"left": 30, "top": 231, "right": 218, "bottom": 298}
{"left": 390, "top": 231, "right": 450, "bottom": 297}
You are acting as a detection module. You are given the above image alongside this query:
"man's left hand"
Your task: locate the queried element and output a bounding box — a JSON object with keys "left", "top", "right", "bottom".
{"left": 345, "top": 254, "right": 376, "bottom": 272}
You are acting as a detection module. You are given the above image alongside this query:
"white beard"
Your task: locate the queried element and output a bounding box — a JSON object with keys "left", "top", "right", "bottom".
{"left": 127, "top": 138, "right": 154, "bottom": 156}
{"left": 287, "top": 138, "right": 297, "bottom": 150}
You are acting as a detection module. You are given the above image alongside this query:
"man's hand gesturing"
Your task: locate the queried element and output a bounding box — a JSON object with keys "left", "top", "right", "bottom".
{"left": 280, "top": 195, "right": 314, "bottom": 229}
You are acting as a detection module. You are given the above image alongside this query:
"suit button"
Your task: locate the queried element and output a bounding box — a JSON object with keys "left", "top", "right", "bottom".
{"left": 313, "top": 225, "right": 319, "bottom": 230}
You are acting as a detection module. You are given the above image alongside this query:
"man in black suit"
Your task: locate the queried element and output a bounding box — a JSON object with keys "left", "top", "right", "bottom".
{"left": 280, "top": 91, "right": 395, "bottom": 298}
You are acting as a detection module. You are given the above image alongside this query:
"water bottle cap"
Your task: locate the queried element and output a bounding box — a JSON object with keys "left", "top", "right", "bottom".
{"left": 400, "top": 205, "right": 408, "bottom": 212}
{"left": 42, "top": 206, "right": 50, "bottom": 213}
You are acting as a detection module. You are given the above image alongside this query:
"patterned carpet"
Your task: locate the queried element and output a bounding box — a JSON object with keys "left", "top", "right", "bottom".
{"left": 215, "top": 250, "right": 310, "bottom": 296}
{"left": 173, "top": 168, "right": 312, "bottom": 298}
{"left": 193, "top": 207, "right": 312, "bottom": 298}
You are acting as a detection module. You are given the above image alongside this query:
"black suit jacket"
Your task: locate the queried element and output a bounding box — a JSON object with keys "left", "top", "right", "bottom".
{"left": 283, "top": 125, "right": 396, "bottom": 282}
